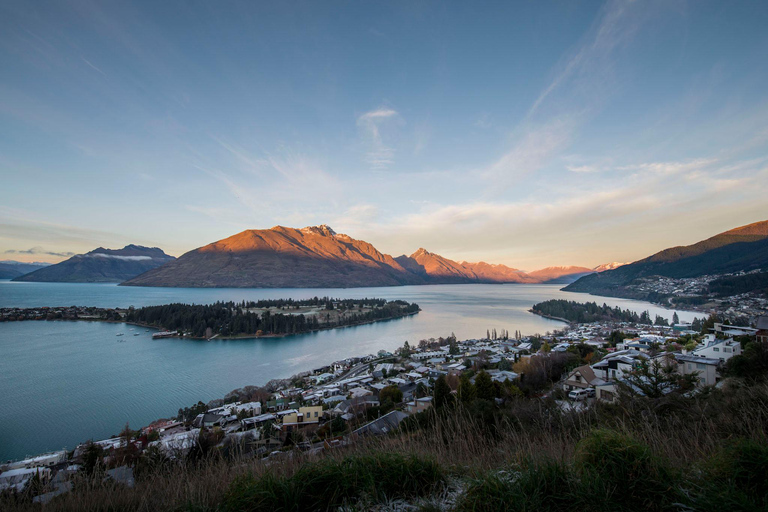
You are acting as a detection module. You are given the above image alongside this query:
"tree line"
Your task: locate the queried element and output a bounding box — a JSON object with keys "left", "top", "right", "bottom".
{"left": 531, "top": 299, "right": 672, "bottom": 325}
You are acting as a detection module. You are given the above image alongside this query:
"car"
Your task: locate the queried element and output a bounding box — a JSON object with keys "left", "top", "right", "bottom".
{"left": 586, "top": 388, "right": 596, "bottom": 398}
{"left": 568, "top": 389, "right": 588, "bottom": 401}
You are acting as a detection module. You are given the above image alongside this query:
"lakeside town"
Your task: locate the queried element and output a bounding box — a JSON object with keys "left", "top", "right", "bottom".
{"left": 4, "top": 304, "right": 767, "bottom": 504}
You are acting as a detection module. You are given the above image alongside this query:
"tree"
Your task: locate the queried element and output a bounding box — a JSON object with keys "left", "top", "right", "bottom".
{"left": 498, "top": 358, "right": 512, "bottom": 371}
{"left": 475, "top": 371, "right": 496, "bottom": 401}
{"left": 380, "top": 384, "right": 403, "bottom": 405}
{"left": 458, "top": 373, "right": 476, "bottom": 403}
{"left": 449, "top": 339, "right": 460, "bottom": 355}
{"left": 672, "top": 312, "right": 680, "bottom": 325}
{"left": 619, "top": 355, "right": 698, "bottom": 398}
{"left": 433, "top": 374, "right": 452, "bottom": 408}
{"left": 654, "top": 315, "right": 669, "bottom": 327}
{"left": 541, "top": 341, "right": 551, "bottom": 353}
{"left": 400, "top": 341, "right": 411, "bottom": 358}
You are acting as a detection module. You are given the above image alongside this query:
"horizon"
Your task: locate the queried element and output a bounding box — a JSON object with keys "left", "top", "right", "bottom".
{"left": 2, "top": 1, "right": 768, "bottom": 268}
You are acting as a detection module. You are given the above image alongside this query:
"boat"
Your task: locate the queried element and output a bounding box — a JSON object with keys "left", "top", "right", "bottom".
{"left": 134, "top": 333, "right": 140, "bottom": 336}
{"left": 152, "top": 330, "right": 179, "bottom": 339}
{"left": 116, "top": 333, "right": 124, "bottom": 337}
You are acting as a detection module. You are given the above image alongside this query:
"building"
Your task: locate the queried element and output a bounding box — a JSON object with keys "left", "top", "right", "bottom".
{"left": 675, "top": 354, "right": 720, "bottom": 387}
{"left": 563, "top": 365, "right": 605, "bottom": 391}
{"left": 405, "top": 397, "right": 433, "bottom": 415}
{"left": 693, "top": 335, "right": 742, "bottom": 362}
{"left": 280, "top": 406, "right": 323, "bottom": 431}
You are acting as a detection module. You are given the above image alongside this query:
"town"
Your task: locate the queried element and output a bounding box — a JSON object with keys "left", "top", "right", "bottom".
{"left": 4, "top": 309, "right": 767, "bottom": 505}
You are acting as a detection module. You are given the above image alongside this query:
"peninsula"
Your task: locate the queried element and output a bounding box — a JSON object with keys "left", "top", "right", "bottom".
{"left": 0, "top": 298, "right": 420, "bottom": 340}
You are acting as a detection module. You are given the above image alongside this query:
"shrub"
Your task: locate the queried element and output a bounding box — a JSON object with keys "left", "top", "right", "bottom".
{"left": 224, "top": 452, "right": 445, "bottom": 511}
{"left": 689, "top": 438, "right": 768, "bottom": 510}
{"left": 457, "top": 461, "right": 580, "bottom": 512}
{"left": 573, "top": 429, "right": 678, "bottom": 511}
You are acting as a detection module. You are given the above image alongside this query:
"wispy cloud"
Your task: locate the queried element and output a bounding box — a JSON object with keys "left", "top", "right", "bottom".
{"left": 5, "top": 247, "right": 75, "bottom": 258}
{"left": 357, "top": 107, "right": 399, "bottom": 170}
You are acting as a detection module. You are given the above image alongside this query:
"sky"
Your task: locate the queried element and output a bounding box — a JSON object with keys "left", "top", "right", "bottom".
{"left": 1, "top": 0, "right": 767, "bottom": 270}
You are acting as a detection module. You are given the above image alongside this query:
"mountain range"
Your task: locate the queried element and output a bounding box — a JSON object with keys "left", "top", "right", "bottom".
{"left": 0, "top": 261, "right": 50, "bottom": 280}
{"left": 13, "top": 245, "right": 176, "bottom": 283}
{"left": 564, "top": 220, "right": 768, "bottom": 297}
{"left": 122, "top": 225, "right": 608, "bottom": 288}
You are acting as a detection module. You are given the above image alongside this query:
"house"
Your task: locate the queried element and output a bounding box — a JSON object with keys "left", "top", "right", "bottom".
{"left": 591, "top": 349, "right": 649, "bottom": 382}
{"left": 405, "top": 397, "right": 433, "bottom": 415}
{"left": 563, "top": 365, "right": 605, "bottom": 391}
{"left": 675, "top": 353, "right": 721, "bottom": 387}
{"left": 713, "top": 323, "right": 758, "bottom": 337}
{"left": 1, "top": 450, "right": 67, "bottom": 471}
{"left": 150, "top": 429, "right": 200, "bottom": 458}
{"left": 280, "top": 406, "right": 323, "bottom": 431}
{"left": 349, "top": 387, "right": 373, "bottom": 398}
{"left": 333, "top": 396, "right": 380, "bottom": 417}
{"left": 353, "top": 410, "right": 409, "bottom": 436}
{"left": 757, "top": 316, "right": 768, "bottom": 344}
{"left": 0, "top": 467, "right": 51, "bottom": 492}
{"left": 192, "top": 413, "right": 226, "bottom": 428}
{"left": 487, "top": 369, "right": 519, "bottom": 383}
{"left": 241, "top": 413, "right": 276, "bottom": 431}
{"left": 693, "top": 335, "right": 742, "bottom": 362}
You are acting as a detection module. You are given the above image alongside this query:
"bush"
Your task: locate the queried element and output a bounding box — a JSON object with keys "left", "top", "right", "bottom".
{"left": 224, "top": 452, "right": 445, "bottom": 511}
{"left": 689, "top": 438, "right": 768, "bottom": 510}
{"left": 457, "top": 461, "right": 581, "bottom": 512}
{"left": 574, "top": 429, "right": 678, "bottom": 511}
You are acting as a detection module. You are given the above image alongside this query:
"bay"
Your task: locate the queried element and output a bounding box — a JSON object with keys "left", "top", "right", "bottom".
{"left": 0, "top": 280, "right": 699, "bottom": 461}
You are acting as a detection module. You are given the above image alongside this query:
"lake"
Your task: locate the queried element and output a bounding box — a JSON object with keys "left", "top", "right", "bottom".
{"left": 0, "top": 280, "right": 700, "bottom": 461}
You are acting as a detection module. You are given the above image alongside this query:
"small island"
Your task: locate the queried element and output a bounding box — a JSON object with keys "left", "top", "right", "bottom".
{"left": 0, "top": 297, "right": 421, "bottom": 339}
{"left": 530, "top": 299, "right": 673, "bottom": 325}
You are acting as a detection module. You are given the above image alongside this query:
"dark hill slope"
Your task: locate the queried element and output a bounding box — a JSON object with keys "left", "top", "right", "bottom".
{"left": 14, "top": 245, "right": 175, "bottom": 283}
{"left": 565, "top": 220, "right": 768, "bottom": 296}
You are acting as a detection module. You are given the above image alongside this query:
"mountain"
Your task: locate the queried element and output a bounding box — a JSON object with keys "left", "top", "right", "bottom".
{"left": 565, "top": 220, "right": 768, "bottom": 297}
{"left": 121, "top": 224, "right": 599, "bottom": 288}
{"left": 526, "top": 266, "right": 595, "bottom": 284}
{"left": 592, "top": 262, "right": 628, "bottom": 272}
{"left": 0, "top": 261, "right": 50, "bottom": 279}
{"left": 122, "top": 226, "right": 424, "bottom": 288}
{"left": 13, "top": 245, "right": 176, "bottom": 283}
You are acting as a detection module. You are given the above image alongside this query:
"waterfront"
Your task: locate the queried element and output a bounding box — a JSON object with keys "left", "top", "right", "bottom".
{"left": 0, "top": 281, "right": 700, "bottom": 461}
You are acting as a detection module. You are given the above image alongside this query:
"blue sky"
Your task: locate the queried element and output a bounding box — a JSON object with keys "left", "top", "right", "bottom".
{"left": 1, "top": 0, "right": 767, "bottom": 269}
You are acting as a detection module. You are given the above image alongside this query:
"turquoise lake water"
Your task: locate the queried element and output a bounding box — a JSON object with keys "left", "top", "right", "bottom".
{"left": 0, "top": 280, "right": 700, "bottom": 461}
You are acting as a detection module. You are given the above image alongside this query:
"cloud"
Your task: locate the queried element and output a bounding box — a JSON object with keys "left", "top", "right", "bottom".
{"left": 5, "top": 247, "right": 75, "bottom": 258}
{"left": 85, "top": 254, "right": 151, "bottom": 261}
{"left": 357, "top": 107, "right": 399, "bottom": 169}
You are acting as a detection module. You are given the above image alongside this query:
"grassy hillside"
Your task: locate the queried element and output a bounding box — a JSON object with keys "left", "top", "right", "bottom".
{"left": 5, "top": 381, "right": 767, "bottom": 511}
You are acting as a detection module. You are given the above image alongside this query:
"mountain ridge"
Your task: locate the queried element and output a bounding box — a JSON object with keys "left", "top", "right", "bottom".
{"left": 122, "top": 225, "right": 608, "bottom": 288}
{"left": 14, "top": 245, "right": 176, "bottom": 283}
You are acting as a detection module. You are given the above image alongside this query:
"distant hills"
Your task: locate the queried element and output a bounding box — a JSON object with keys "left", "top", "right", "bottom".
{"left": 122, "top": 225, "right": 610, "bottom": 288}
{"left": 13, "top": 245, "right": 176, "bottom": 283}
{"left": 564, "top": 220, "right": 768, "bottom": 297}
{"left": 0, "top": 261, "right": 50, "bottom": 280}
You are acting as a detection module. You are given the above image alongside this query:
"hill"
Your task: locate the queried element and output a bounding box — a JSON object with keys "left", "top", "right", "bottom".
{"left": 0, "top": 261, "right": 50, "bottom": 279}
{"left": 13, "top": 245, "right": 175, "bottom": 283}
{"left": 565, "top": 219, "right": 768, "bottom": 297}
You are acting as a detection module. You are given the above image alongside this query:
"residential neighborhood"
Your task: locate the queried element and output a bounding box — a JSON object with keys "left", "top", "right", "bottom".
{"left": 3, "top": 313, "right": 767, "bottom": 504}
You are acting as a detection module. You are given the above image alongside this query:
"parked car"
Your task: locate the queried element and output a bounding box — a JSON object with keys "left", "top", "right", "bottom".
{"left": 586, "top": 388, "right": 596, "bottom": 398}
{"left": 568, "top": 389, "right": 588, "bottom": 401}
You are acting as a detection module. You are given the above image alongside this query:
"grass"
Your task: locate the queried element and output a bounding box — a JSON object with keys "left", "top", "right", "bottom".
{"left": 3, "top": 382, "right": 768, "bottom": 511}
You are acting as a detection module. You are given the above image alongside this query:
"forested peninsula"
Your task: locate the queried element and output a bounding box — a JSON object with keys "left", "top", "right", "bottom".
{"left": 125, "top": 298, "right": 420, "bottom": 338}
{"left": 0, "top": 298, "right": 420, "bottom": 339}
{"left": 530, "top": 299, "right": 671, "bottom": 325}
